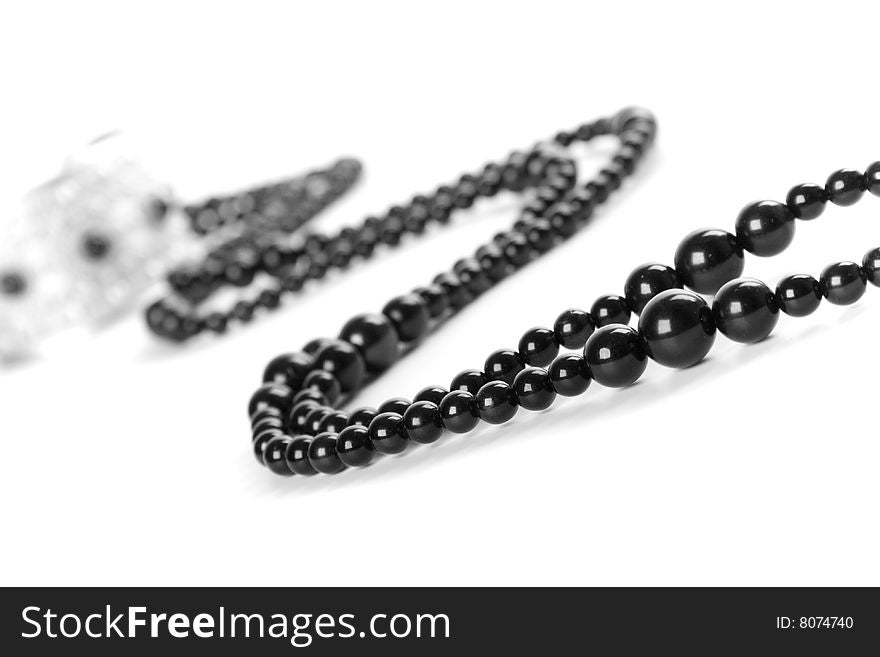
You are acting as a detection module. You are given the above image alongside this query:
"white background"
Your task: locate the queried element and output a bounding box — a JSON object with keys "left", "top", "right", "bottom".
{"left": 1, "top": 0, "right": 878, "bottom": 586}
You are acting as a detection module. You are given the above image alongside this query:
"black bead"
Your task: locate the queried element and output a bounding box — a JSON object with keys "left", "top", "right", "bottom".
{"left": 337, "top": 425, "right": 377, "bottom": 468}
{"left": 348, "top": 407, "right": 379, "bottom": 428}
{"left": 317, "top": 410, "right": 350, "bottom": 435}
{"left": 865, "top": 162, "right": 880, "bottom": 197}
{"left": 638, "top": 289, "right": 716, "bottom": 369}
{"left": 292, "top": 388, "right": 327, "bottom": 407}
{"left": 0, "top": 270, "right": 27, "bottom": 296}
{"left": 433, "top": 272, "right": 473, "bottom": 309}
{"left": 775, "top": 275, "right": 822, "bottom": 317}
{"left": 303, "top": 338, "right": 330, "bottom": 355}
{"left": 204, "top": 312, "right": 228, "bottom": 334}
{"left": 413, "top": 284, "right": 449, "bottom": 318}
{"left": 81, "top": 230, "right": 112, "bottom": 260}
{"left": 382, "top": 293, "right": 430, "bottom": 342}
{"left": 368, "top": 412, "right": 409, "bottom": 455}
{"left": 820, "top": 261, "right": 867, "bottom": 305}
{"left": 712, "top": 279, "right": 779, "bottom": 343}
{"left": 439, "top": 390, "right": 479, "bottom": 433}
{"left": 476, "top": 244, "right": 508, "bottom": 281}
{"left": 674, "top": 229, "right": 745, "bottom": 295}
{"left": 449, "top": 366, "right": 490, "bottom": 394}
{"left": 500, "top": 232, "right": 534, "bottom": 268}
{"left": 548, "top": 354, "right": 592, "bottom": 396}
{"left": 553, "top": 309, "right": 595, "bottom": 349}
{"left": 304, "top": 406, "right": 332, "bottom": 435}
{"left": 285, "top": 436, "right": 318, "bottom": 475}
{"left": 302, "top": 369, "right": 342, "bottom": 405}
{"left": 513, "top": 367, "right": 557, "bottom": 411}
{"left": 863, "top": 248, "right": 880, "bottom": 287}
{"left": 262, "top": 352, "right": 313, "bottom": 388}
{"left": 339, "top": 314, "right": 400, "bottom": 373}
{"left": 248, "top": 383, "right": 294, "bottom": 419}
{"left": 403, "top": 401, "right": 444, "bottom": 444}
{"left": 517, "top": 327, "right": 559, "bottom": 366}
{"left": 308, "top": 432, "right": 347, "bottom": 474}
{"left": 288, "top": 401, "right": 319, "bottom": 434}
{"left": 734, "top": 201, "right": 795, "bottom": 257}
{"left": 313, "top": 340, "right": 366, "bottom": 394}
{"left": 475, "top": 381, "right": 518, "bottom": 424}
{"left": 624, "top": 263, "right": 682, "bottom": 315}
{"left": 252, "top": 413, "right": 285, "bottom": 437}
{"left": 785, "top": 183, "right": 827, "bottom": 220}
{"left": 483, "top": 350, "right": 525, "bottom": 384}
{"left": 263, "top": 435, "right": 295, "bottom": 476}
{"left": 583, "top": 325, "right": 647, "bottom": 388}
{"left": 378, "top": 397, "right": 411, "bottom": 415}
{"left": 825, "top": 169, "right": 865, "bottom": 206}
{"left": 590, "top": 294, "right": 631, "bottom": 327}
{"left": 414, "top": 385, "right": 449, "bottom": 405}
{"left": 253, "top": 428, "right": 282, "bottom": 465}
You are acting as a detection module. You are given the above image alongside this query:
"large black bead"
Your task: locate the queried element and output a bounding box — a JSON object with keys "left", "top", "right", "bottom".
{"left": 317, "top": 410, "right": 350, "bottom": 435}
{"left": 313, "top": 340, "right": 365, "bottom": 394}
{"left": 339, "top": 313, "right": 400, "bottom": 373}
{"left": 638, "top": 289, "right": 716, "bottom": 369}
{"left": 863, "top": 248, "right": 880, "bottom": 287}
{"left": 438, "top": 390, "right": 479, "bottom": 433}
{"left": 337, "top": 425, "right": 377, "bottom": 468}
{"left": 262, "top": 352, "right": 313, "bottom": 388}
{"left": 413, "top": 385, "right": 448, "bottom": 405}
{"left": 712, "top": 279, "right": 779, "bottom": 343}
{"left": 674, "top": 229, "right": 745, "bottom": 295}
{"left": 548, "top": 354, "right": 592, "bottom": 396}
{"left": 734, "top": 201, "right": 795, "bottom": 257}
{"left": 484, "top": 349, "right": 525, "bottom": 384}
{"left": 248, "top": 383, "right": 294, "bottom": 419}
{"left": 513, "top": 367, "right": 557, "bottom": 411}
{"left": 285, "top": 436, "right": 318, "bottom": 475}
{"left": 450, "top": 369, "right": 487, "bottom": 395}
{"left": 825, "top": 169, "right": 865, "bottom": 206}
{"left": 382, "top": 294, "right": 430, "bottom": 342}
{"left": 785, "top": 183, "right": 827, "bottom": 220}
{"left": 820, "top": 261, "right": 867, "bottom": 305}
{"left": 775, "top": 274, "right": 822, "bottom": 317}
{"left": 475, "top": 381, "right": 518, "bottom": 424}
{"left": 403, "top": 401, "right": 444, "bottom": 444}
{"left": 368, "top": 412, "right": 410, "bottom": 455}
{"left": 263, "top": 435, "right": 295, "bottom": 476}
{"left": 553, "top": 309, "right": 595, "bottom": 349}
{"left": 518, "top": 327, "right": 559, "bottom": 366}
{"left": 590, "top": 294, "right": 631, "bottom": 327}
{"left": 583, "top": 325, "right": 647, "bottom": 388}
{"left": 308, "top": 432, "right": 347, "bottom": 474}
{"left": 624, "top": 263, "right": 681, "bottom": 314}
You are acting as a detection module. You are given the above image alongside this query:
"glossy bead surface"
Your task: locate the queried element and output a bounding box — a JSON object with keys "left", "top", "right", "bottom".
{"left": 248, "top": 383, "right": 294, "bottom": 419}
{"left": 262, "top": 352, "right": 313, "bottom": 388}
{"left": 308, "top": 432, "right": 347, "bottom": 474}
{"left": 368, "top": 412, "right": 409, "bottom": 455}
{"left": 548, "top": 354, "right": 592, "bottom": 396}
{"left": 302, "top": 370, "right": 341, "bottom": 405}
{"left": 475, "top": 381, "right": 519, "bottom": 424}
{"left": 785, "top": 183, "right": 827, "bottom": 220}
{"left": 263, "top": 435, "right": 295, "bottom": 476}
{"left": 825, "top": 169, "right": 864, "bottom": 206}
{"left": 553, "top": 308, "right": 595, "bottom": 349}
{"left": 712, "top": 279, "right": 779, "bottom": 343}
{"left": 304, "top": 406, "right": 332, "bottom": 435}
{"left": 775, "top": 274, "right": 822, "bottom": 317}
{"left": 590, "top": 294, "right": 631, "bottom": 327}
{"left": 313, "top": 340, "right": 366, "bottom": 394}
{"left": 484, "top": 349, "right": 525, "bottom": 384}
{"left": 382, "top": 294, "right": 430, "bottom": 342}
{"left": 734, "top": 201, "right": 795, "bottom": 257}
{"left": 513, "top": 367, "right": 557, "bottom": 411}
{"left": 820, "top": 261, "right": 867, "bottom": 305}
{"left": 252, "top": 414, "right": 284, "bottom": 437}
{"left": 414, "top": 385, "right": 448, "bottom": 405}
{"left": 624, "top": 263, "right": 681, "bottom": 314}
{"left": 377, "top": 397, "right": 410, "bottom": 415}
{"left": 317, "top": 410, "right": 350, "bottom": 435}
{"left": 253, "top": 428, "right": 282, "bottom": 465}
{"left": 292, "top": 388, "right": 326, "bottom": 407}
{"left": 863, "top": 248, "right": 880, "bottom": 287}
{"left": 403, "top": 401, "right": 444, "bottom": 444}
{"left": 288, "top": 400, "right": 318, "bottom": 433}
{"left": 673, "top": 229, "right": 745, "bottom": 295}
{"left": 285, "top": 436, "right": 317, "bottom": 476}
{"left": 339, "top": 313, "right": 400, "bottom": 372}
{"left": 450, "top": 369, "right": 487, "bottom": 395}
{"left": 337, "top": 425, "right": 377, "bottom": 468}
{"left": 414, "top": 284, "right": 450, "bottom": 318}
{"left": 347, "top": 407, "right": 378, "bottom": 428}
{"left": 638, "top": 289, "right": 716, "bottom": 369}
{"left": 866, "top": 162, "right": 880, "bottom": 197}
{"left": 583, "top": 325, "right": 647, "bottom": 388}
{"left": 438, "top": 390, "right": 479, "bottom": 433}
{"left": 517, "top": 327, "right": 559, "bottom": 366}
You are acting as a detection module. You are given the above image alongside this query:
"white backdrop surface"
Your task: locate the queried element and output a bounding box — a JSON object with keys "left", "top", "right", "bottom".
{"left": 1, "top": 0, "right": 879, "bottom": 586}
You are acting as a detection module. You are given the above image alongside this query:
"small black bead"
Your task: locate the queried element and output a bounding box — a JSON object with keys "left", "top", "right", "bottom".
{"left": 413, "top": 284, "right": 449, "bottom": 318}
{"left": 513, "top": 367, "right": 557, "bottom": 411}
{"left": 378, "top": 397, "right": 411, "bottom": 415}
{"left": 308, "top": 432, "right": 347, "bottom": 474}
{"left": 865, "top": 162, "right": 880, "bottom": 197}
{"left": 590, "top": 294, "right": 631, "bottom": 327}
{"left": 484, "top": 349, "right": 525, "bottom": 384}
{"left": 825, "top": 169, "right": 865, "bottom": 207}
{"left": 820, "top": 261, "right": 867, "bottom": 305}
{"left": 500, "top": 232, "right": 534, "bottom": 268}
{"left": 785, "top": 183, "right": 827, "bottom": 220}
{"left": 204, "top": 312, "right": 228, "bottom": 334}
{"left": 712, "top": 279, "right": 779, "bottom": 343}
{"left": 339, "top": 314, "right": 400, "bottom": 373}
{"left": 553, "top": 309, "right": 595, "bottom": 350}
{"left": 403, "top": 401, "right": 444, "bottom": 444}
{"left": 475, "top": 381, "right": 518, "bottom": 424}
{"left": 303, "top": 338, "right": 330, "bottom": 355}
{"left": 304, "top": 406, "right": 332, "bottom": 435}
{"left": 863, "top": 248, "right": 880, "bottom": 287}
{"left": 734, "top": 201, "right": 795, "bottom": 257}
{"left": 0, "top": 270, "right": 27, "bottom": 296}
{"left": 253, "top": 428, "right": 282, "bottom": 465}
{"left": 317, "top": 410, "right": 350, "bottom": 435}
{"left": 775, "top": 274, "right": 822, "bottom": 317}
{"left": 231, "top": 300, "right": 256, "bottom": 323}
{"left": 456, "top": 258, "right": 492, "bottom": 296}
{"left": 674, "top": 229, "right": 745, "bottom": 295}
{"left": 548, "top": 354, "right": 592, "bottom": 396}
{"left": 288, "top": 400, "right": 319, "bottom": 434}
{"left": 414, "top": 385, "right": 449, "bottom": 405}
{"left": 337, "top": 425, "right": 377, "bottom": 468}
{"left": 348, "top": 407, "right": 379, "bottom": 428}
{"left": 434, "top": 272, "right": 473, "bottom": 309}
{"left": 624, "top": 263, "right": 682, "bottom": 315}
{"left": 248, "top": 383, "right": 294, "bottom": 419}
{"left": 292, "top": 388, "right": 326, "bottom": 407}
{"left": 476, "top": 244, "right": 508, "bottom": 281}
{"left": 383, "top": 293, "right": 430, "bottom": 342}
{"left": 517, "top": 327, "right": 559, "bottom": 367}
{"left": 262, "top": 352, "right": 313, "bottom": 388}
{"left": 450, "top": 369, "right": 487, "bottom": 395}
{"left": 263, "top": 435, "right": 295, "bottom": 476}
{"left": 439, "top": 390, "right": 479, "bottom": 433}
{"left": 302, "top": 369, "right": 342, "bottom": 405}
{"left": 638, "top": 289, "right": 716, "bottom": 369}
{"left": 251, "top": 407, "right": 283, "bottom": 430}
{"left": 252, "top": 414, "right": 285, "bottom": 437}
{"left": 368, "top": 412, "right": 409, "bottom": 455}
{"left": 286, "top": 436, "right": 318, "bottom": 475}
{"left": 583, "top": 325, "right": 647, "bottom": 388}
{"left": 313, "top": 340, "right": 366, "bottom": 394}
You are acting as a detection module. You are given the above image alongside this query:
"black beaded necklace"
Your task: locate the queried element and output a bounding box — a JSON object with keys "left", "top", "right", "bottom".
{"left": 245, "top": 107, "right": 880, "bottom": 477}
